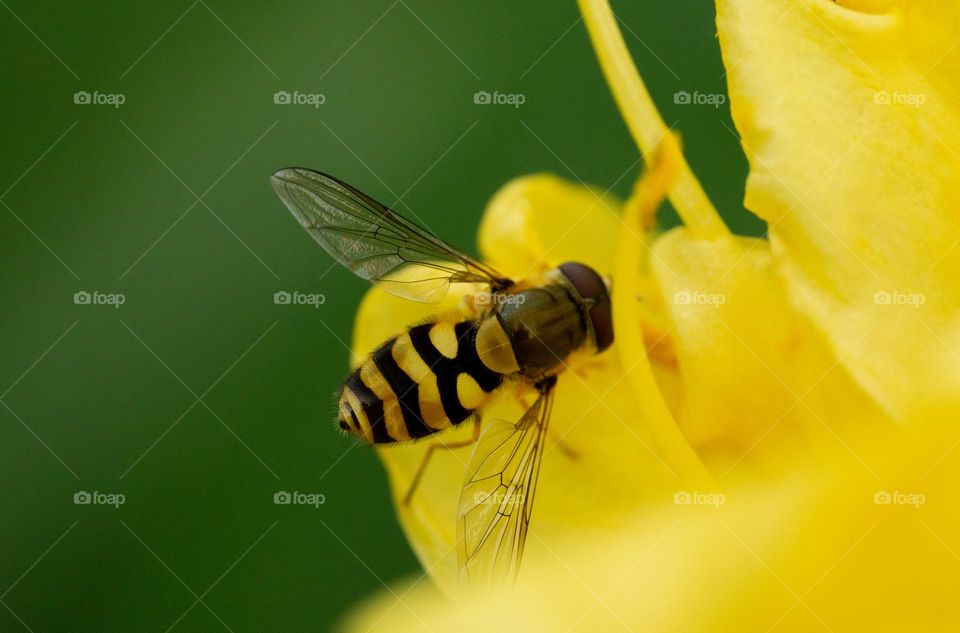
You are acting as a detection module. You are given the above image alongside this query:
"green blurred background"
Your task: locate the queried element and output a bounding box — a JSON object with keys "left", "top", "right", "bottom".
{"left": 0, "top": 1, "right": 757, "bottom": 631}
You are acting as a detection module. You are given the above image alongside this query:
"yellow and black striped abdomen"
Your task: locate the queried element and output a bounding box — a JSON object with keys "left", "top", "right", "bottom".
{"left": 337, "top": 319, "right": 508, "bottom": 444}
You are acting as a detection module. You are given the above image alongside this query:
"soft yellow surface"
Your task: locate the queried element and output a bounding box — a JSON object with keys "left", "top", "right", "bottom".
{"left": 717, "top": 0, "right": 960, "bottom": 418}
{"left": 340, "top": 0, "right": 960, "bottom": 630}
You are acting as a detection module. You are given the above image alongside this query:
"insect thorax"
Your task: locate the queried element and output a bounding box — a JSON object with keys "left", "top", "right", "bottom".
{"left": 494, "top": 284, "right": 588, "bottom": 380}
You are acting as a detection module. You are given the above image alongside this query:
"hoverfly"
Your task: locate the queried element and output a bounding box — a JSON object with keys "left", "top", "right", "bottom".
{"left": 271, "top": 167, "right": 613, "bottom": 590}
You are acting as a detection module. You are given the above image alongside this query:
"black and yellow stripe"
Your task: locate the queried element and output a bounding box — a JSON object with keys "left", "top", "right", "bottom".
{"left": 337, "top": 319, "right": 508, "bottom": 444}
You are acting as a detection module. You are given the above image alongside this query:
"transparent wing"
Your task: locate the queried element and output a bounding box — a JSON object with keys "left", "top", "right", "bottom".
{"left": 457, "top": 384, "right": 555, "bottom": 592}
{"left": 271, "top": 168, "right": 512, "bottom": 303}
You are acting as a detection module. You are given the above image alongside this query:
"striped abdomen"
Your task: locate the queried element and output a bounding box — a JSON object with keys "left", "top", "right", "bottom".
{"left": 337, "top": 320, "right": 509, "bottom": 444}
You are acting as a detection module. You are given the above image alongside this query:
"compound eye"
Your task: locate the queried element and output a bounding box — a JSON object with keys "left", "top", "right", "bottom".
{"left": 559, "top": 262, "right": 605, "bottom": 301}
{"left": 558, "top": 262, "right": 614, "bottom": 352}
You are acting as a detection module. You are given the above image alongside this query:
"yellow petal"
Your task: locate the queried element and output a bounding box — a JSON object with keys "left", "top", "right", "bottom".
{"left": 477, "top": 173, "right": 621, "bottom": 279}
{"left": 717, "top": 0, "right": 960, "bottom": 418}
{"left": 649, "top": 228, "right": 894, "bottom": 479}
{"left": 343, "top": 412, "right": 960, "bottom": 632}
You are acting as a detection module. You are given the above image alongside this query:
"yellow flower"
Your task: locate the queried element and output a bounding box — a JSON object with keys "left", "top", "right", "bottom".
{"left": 340, "top": 0, "right": 960, "bottom": 630}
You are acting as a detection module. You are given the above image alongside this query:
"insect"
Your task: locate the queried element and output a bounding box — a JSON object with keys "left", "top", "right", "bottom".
{"left": 271, "top": 167, "right": 613, "bottom": 590}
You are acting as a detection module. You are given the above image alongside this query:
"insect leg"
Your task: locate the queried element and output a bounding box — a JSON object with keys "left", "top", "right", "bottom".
{"left": 547, "top": 429, "right": 579, "bottom": 459}
{"left": 403, "top": 417, "right": 482, "bottom": 506}
{"left": 513, "top": 390, "right": 578, "bottom": 460}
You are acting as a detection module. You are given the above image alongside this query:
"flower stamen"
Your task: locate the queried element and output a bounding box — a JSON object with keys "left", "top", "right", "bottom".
{"left": 614, "top": 143, "right": 715, "bottom": 486}
{"left": 579, "top": 0, "right": 731, "bottom": 241}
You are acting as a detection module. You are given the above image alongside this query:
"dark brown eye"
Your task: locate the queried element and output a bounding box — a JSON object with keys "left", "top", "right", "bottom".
{"left": 558, "top": 262, "right": 614, "bottom": 352}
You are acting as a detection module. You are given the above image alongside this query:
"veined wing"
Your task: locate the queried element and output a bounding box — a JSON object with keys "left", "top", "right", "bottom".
{"left": 271, "top": 168, "right": 512, "bottom": 303}
{"left": 457, "top": 382, "right": 555, "bottom": 592}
